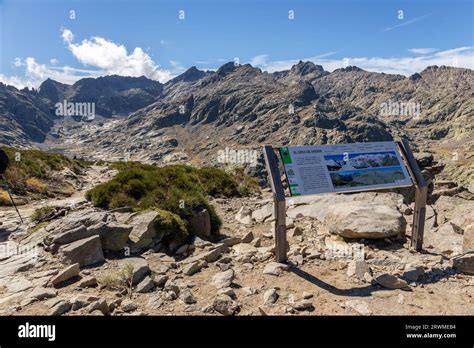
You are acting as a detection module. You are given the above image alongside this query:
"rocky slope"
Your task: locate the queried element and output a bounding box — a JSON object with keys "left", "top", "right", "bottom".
{"left": 0, "top": 83, "right": 55, "bottom": 146}
{"left": 0, "top": 75, "right": 164, "bottom": 147}
{"left": 28, "top": 62, "right": 470, "bottom": 188}
{"left": 0, "top": 172, "right": 473, "bottom": 316}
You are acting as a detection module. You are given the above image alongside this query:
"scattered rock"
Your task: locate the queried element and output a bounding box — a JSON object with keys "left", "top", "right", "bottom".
{"left": 347, "top": 260, "right": 371, "bottom": 280}
{"left": 212, "top": 269, "right": 235, "bottom": 289}
{"left": 28, "top": 287, "right": 57, "bottom": 301}
{"left": 252, "top": 204, "right": 273, "bottom": 223}
{"left": 48, "top": 300, "right": 72, "bottom": 316}
{"left": 213, "top": 294, "right": 239, "bottom": 315}
{"left": 241, "top": 231, "right": 254, "bottom": 243}
{"left": 77, "top": 276, "right": 98, "bottom": 288}
{"left": 263, "top": 288, "right": 278, "bottom": 305}
{"left": 233, "top": 244, "right": 258, "bottom": 255}
{"left": 51, "top": 263, "right": 80, "bottom": 286}
{"left": 154, "top": 275, "right": 168, "bottom": 288}
{"left": 221, "top": 237, "right": 242, "bottom": 247}
{"left": 242, "top": 287, "right": 257, "bottom": 296}
{"left": 235, "top": 206, "right": 253, "bottom": 225}
{"left": 290, "top": 226, "right": 303, "bottom": 237}
{"left": 217, "top": 287, "right": 236, "bottom": 298}
{"left": 402, "top": 265, "right": 425, "bottom": 282}
{"left": 87, "top": 298, "right": 109, "bottom": 315}
{"left": 375, "top": 274, "right": 410, "bottom": 290}
{"left": 291, "top": 300, "right": 313, "bottom": 311}
{"left": 121, "top": 299, "right": 138, "bottom": 312}
{"left": 71, "top": 294, "right": 99, "bottom": 310}
{"left": 453, "top": 252, "right": 474, "bottom": 275}
{"left": 182, "top": 262, "right": 202, "bottom": 276}
{"left": 263, "top": 262, "right": 289, "bottom": 276}
{"left": 344, "top": 300, "right": 371, "bottom": 315}
{"left": 135, "top": 276, "right": 155, "bottom": 293}
{"left": 179, "top": 289, "right": 196, "bottom": 304}
{"left": 302, "top": 292, "right": 313, "bottom": 299}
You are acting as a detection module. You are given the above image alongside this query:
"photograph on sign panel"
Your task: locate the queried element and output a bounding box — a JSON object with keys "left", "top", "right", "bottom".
{"left": 329, "top": 166, "right": 407, "bottom": 188}
{"left": 324, "top": 151, "right": 401, "bottom": 172}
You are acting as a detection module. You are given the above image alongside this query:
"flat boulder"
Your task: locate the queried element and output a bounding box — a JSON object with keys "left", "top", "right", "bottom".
{"left": 95, "top": 222, "right": 133, "bottom": 251}
{"left": 324, "top": 202, "right": 406, "bottom": 239}
{"left": 59, "top": 235, "right": 105, "bottom": 267}
{"left": 51, "top": 263, "right": 80, "bottom": 286}
{"left": 51, "top": 225, "right": 97, "bottom": 245}
{"left": 128, "top": 211, "right": 160, "bottom": 250}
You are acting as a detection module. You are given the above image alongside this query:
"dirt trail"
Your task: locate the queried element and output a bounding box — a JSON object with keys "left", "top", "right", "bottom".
{"left": 0, "top": 165, "right": 115, "bottom": 240}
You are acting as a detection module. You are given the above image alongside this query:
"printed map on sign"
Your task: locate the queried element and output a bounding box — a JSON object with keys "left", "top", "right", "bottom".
{"left": 279, "top": 142, "right": 413, "bottom": 196}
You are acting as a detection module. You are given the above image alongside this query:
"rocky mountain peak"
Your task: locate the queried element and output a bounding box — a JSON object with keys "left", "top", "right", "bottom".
{"left": 169, "top": 66, "right": 207, "bottom": 83}
{"left": 217, "top": 62, "right": 238, "bottom": 76}
{"left": 333, "top": 66, "right": 365, "bottom": 73}
{"left": 290, "top": 60, "right": 325, "bottom": 76}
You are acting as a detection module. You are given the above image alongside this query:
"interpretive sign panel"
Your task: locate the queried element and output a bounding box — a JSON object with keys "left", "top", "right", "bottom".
{"left": 278, "top": 141, "right": 413, "bottom": 196}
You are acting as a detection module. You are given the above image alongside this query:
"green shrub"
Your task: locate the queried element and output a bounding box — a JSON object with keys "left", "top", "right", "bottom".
{"left": 86, "top": 164, "right": 259, "bottom": 238}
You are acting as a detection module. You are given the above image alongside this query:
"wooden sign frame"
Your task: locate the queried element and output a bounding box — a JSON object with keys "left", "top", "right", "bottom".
{"left": 263, "top": 139, "right": 427, "bottom": 263}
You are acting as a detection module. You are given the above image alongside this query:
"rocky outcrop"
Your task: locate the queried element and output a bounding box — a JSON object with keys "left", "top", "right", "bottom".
{"left": 58, "top": 235, "right": 105, "bottom": 267}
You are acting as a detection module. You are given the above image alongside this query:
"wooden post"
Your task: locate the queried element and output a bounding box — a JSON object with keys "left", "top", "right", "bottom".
{"left": 397, "top": 139, "right": 428, "bottom": 251}
{"left": 263, "top": 145, "right": 287, "bottom": 263}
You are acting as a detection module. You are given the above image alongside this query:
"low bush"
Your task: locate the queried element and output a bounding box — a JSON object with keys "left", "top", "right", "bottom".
{"left": 86, "top": 164, "right": 259, "bottom": 239}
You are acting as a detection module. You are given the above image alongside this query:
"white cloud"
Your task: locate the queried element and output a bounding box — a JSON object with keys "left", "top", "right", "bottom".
{"left": 64, "top": 28, "right": 173, "bottom": 82}
{"left": 0, "top": 28, "right": 175, "bottom": 89}
{"left": 249, "top": 54, "right": 269, "bottom": 67}
{"left": 61, "top": 28, "right": 74, "bottom": 43}
{"left": 248, "top": 47, "right": 474, "bottom": 76}
{"left": 408, "top": 48, "right": 438, "bottom": 55}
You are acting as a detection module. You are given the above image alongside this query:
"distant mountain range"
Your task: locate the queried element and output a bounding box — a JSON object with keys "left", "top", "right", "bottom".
{"left": 0, "top": 61, "right": 472, "bottom": 185}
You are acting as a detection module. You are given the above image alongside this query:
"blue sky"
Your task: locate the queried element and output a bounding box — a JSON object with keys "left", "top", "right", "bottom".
{"left": 0, "top": 0, "right": 472, "bottom": 88}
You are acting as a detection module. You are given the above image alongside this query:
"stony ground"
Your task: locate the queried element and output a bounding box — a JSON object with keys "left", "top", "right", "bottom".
{"left": 0, "top": 166, "right": 473, "bottom": 317}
